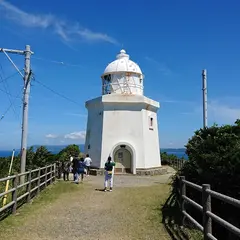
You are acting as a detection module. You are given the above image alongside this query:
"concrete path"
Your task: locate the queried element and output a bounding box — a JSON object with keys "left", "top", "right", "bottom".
{"left": 0, "top": 167, "right": 175, "bottom": 240}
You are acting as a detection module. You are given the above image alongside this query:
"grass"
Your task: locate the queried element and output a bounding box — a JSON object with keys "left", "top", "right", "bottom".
{"left": 0, "top": 180, "right": 80, "bottom": 230}
{"left": 0, "top": 179, "right": 172, "bottom": 240}
{"left": 161, "top": 192, "right": 203, "bottom": 240}
{"left": 108, "top": 184, "right": 172, "bottom": 240}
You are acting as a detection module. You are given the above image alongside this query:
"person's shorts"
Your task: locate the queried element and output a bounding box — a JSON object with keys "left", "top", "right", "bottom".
{"left": 77, "top": 168, "right": 85, "bottom": 174}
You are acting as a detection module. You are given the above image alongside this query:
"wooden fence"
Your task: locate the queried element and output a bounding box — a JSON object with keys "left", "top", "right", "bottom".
{"left": 168, "top": 158, "right": 185, "bottom": 170}
{"left": 0, "top": 163, "right": 56, "bottom": 218}
{"left": 178, "top": 176, "right": 240, "bottom": 240}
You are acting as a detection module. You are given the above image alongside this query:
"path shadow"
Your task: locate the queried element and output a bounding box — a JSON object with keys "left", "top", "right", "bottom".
{"left": 161, "top": 192, "right": 190, "bottom": 240}
{"left": 95, "top": 188, "right": 106, "bottom": 192}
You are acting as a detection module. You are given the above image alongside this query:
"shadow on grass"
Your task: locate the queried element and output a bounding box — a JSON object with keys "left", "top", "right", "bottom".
{"left": 95, "top": 188, "right": 106, "bottom": 192}
{"left": 161, "top": 192, "right": 190, "bottom": 240}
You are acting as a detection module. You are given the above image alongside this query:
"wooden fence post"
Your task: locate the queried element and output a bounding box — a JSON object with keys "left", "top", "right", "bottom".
{"left": 53, "top": 163, "right": 56, "bottom": 182}
{"left": 37, "top": 168, "right": 41, "bottom": 195}
{"left": 27, "top": 171, "right": 32, "bottom": 203}
{"left": 50, "top": 165, "right": 53, "bottom": 184}
{"left": 179, "top": 176, "right": 186, "bottom": 226}
{"left": 202, "top": 184, "right": 212, "bottom": 239}
{"left": 12, "top": 175, "right": 18, "bottom": 214}
{"left": 45, "top": 167, "right": 48, "bottom": 187}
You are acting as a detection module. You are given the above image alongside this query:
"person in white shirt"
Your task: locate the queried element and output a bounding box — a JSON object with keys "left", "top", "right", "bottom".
{"left": 84, "top": 154, "right": 92, "bottom": 176}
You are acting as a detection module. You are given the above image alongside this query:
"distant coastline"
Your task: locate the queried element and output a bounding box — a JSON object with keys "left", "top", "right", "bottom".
{"left": 0, "top": 145, "right": 188, "bottom": 159}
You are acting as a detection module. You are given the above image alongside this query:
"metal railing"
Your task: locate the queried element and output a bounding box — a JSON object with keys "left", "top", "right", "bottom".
{"left": 0, "top": 163, "right": 56, "bottom": 217}
{"left": 179, "top": 176, "right": 240, "bottom": 240}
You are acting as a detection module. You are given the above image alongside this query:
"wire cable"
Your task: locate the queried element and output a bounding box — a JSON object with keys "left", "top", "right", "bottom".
{"left": 0, "top": 70, "right": 23, "bottom": 84}
{"left": 33, "top": 77, "right": 82, "bottom": 107}
{"left": 0, "top": 86, "right": 23, "bottom": 121}
{"left": 0, "top": 68, "right": 18, "bottom": 117}
{"left": 0, "top": 65, "right": 22, "bottom": 122}
{"left": 0, "top": 87, "right": 22, "bottom": 98}
{"left": 32, "top": 56, "right": 82, "bottom": 68}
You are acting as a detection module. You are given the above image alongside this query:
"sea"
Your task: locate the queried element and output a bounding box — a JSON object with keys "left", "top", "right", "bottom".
{"left": 0, "top": 145, "right": 188, "bottom": 159}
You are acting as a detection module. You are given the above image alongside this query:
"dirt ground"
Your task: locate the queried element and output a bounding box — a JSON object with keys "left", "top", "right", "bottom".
{"left": 0, "top": 168, "right": 175, "bottom": 240}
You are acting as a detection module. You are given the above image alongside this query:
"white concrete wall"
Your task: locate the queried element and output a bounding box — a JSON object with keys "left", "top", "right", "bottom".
{"left": 101, "top": 107, "right": 145, "bottom": 169}
{"left": 84, "top": 101, "right": 104, "bottom": 168}
{"left": 85, "top": 94, "right": 161, "bottom": 172}
{"left": 142, "top": 109, "right": 161, "bottom": 168}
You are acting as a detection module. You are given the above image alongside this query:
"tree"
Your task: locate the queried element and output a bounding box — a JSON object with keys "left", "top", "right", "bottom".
{"left": 173, "top": 119, "right": 240, "bottom": 239}
{"left": 32, "top": 146, "right": 52, "bottom": 168}
{"left": 161, "top": 151, "right": 178, "bottom": 165}
{"left": 57, "top": 144, "right": 80, "bottom": 162}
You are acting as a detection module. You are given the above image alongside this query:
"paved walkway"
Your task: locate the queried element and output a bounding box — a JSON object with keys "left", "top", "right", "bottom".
{"left": 0, "top": 167, "right": 175, "bottom": 240}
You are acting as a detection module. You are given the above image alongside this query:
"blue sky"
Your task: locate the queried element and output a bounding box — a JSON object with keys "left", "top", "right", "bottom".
{"left": 0, "top": 0, "right": 240, "bottom": 150}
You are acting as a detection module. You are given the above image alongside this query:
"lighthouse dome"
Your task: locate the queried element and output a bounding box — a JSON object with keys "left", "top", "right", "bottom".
{"left": 103, "top": 49, "right": 142, "bottom": 75}
{"left": 101, "top": 50, "right": 144, "bottom": 95}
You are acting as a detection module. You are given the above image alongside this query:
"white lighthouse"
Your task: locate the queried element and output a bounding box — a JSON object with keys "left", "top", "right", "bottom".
{"left": 84, "top": 50, "right": 162, "bottom": 174}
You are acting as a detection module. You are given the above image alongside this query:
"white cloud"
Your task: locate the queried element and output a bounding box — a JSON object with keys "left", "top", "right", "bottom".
{"left": 208, "top": 100, "right": 240, "bottom": 124}
{"left": 187, "top": 97, "right": 240, "bottom": 124}
{"left": 0, "top": 0, "right": 118, "bottom": 45}
{"left": 45, "top": 134, "right": 58, "bottom": 139}
{"left": 64, "top": 131, "right": 86, "bottom": 140}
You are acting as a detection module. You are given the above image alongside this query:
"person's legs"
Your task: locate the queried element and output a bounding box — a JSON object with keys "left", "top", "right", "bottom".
{"left": 74, "top": 172, "right": 79, "bottom": 183}
{"left": 104, "top": 172, "right": 108, "bottom": 191}
{"left": 63, "top": 171, "right": 67, "bottom": 181}
{"left": 87, "top": 166, "right": 90, "bottom": 176}
{"left": 81, "top": 173, "right": 84, "bottom": 182}
{"left": 66, "top": 172, "right": 69, "bottom": 181}
{"left": 109, "top": 174, "right": 113, "bottom": 191}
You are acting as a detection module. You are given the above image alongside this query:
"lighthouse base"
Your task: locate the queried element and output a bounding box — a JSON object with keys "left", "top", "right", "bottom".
{"left": 89, "top": 167, "right": 167, "bottom": 176}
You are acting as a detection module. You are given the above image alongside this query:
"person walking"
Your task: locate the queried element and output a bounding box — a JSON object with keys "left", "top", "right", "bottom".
{"left": 104, "top": 156, "right": 116, "bottom": 192}
{"left": 84, "top": 154, "right": 92, "bottom": 176}
{"left": 62, "top": 160, "right": 71, "bottom": 181}
{"left": 76, "top": 157, "right": 86, "bottom": 183}
{"left": 72, "top": 156, "right": 79, "bottom": 182}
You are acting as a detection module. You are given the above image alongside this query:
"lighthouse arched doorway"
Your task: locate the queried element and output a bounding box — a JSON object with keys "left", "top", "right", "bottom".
{"left": 114, "top": 146, "right": 132, "bottom": 174}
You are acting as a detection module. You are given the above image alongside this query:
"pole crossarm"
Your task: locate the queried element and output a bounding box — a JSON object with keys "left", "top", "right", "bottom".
{"left": 1, "top": 50, "right": 24, "bottom": 78}
{"left": 0, "top": 48, "right": 34, "bottom": 55}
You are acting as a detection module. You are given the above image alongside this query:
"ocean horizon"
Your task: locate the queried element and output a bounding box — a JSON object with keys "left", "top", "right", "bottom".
{"left": 0, "top": 145, "right": 188, "bottom": 159}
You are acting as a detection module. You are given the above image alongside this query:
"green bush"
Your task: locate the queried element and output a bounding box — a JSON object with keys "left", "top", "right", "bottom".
{"left": 173, "top": 119, "right": 240, "bottom": 240}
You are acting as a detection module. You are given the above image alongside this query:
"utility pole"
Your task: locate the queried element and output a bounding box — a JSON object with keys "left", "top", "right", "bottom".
{"left": 202, "top": 69, "right": 208, "bottom": 128}
{"left": 0, "top": 45, "right": 33, "bottom": 182}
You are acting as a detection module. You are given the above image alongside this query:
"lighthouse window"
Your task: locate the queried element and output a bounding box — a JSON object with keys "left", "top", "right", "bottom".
{"left": 149, "top": 116, "right": 154, "bottom": 130}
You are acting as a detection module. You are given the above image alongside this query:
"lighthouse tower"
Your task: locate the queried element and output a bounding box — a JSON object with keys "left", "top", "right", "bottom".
{"left": 84, "top": 50, "right": 161, "bottom": 174}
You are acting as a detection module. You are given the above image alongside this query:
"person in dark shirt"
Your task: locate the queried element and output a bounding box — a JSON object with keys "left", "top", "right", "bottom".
{"left": 104, "top": 156, "right": 116, "bottom": 192}
{"left": 77, "top": 157, "right": 86, "bottom": 183}
{"left": 72, "top": 157, "right": 79, "bottom": 182}
{"left": 62, "top": 160, "right": 71, "bottom": 181}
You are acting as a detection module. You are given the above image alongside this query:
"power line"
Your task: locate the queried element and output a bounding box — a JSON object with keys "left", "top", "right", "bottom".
{"left": 0, "top": 66, "right": 19, "bottom": 119}
{"left": 0, "top": 70, "right": 23, "bottom": 84}
{"left": 33, "top": 77, "right": 82, "bottom": 107}
{"left": 0, "top": 87, "right": 23, "bottom": 121}
{"left": 0, "top": 87, "right": 22, "bottom": 98}
{"left": 32, "top": 56, "right": 82, "bottom": 68}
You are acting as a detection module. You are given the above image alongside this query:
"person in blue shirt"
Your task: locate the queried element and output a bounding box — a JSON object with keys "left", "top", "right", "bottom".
{"left": 73, "top": 157, "right": 86, "bottom": 183}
